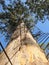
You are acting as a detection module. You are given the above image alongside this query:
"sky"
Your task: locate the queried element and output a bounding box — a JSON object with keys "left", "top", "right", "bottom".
{"left": 36, "top": 19, "right": 49, "bottom": 33}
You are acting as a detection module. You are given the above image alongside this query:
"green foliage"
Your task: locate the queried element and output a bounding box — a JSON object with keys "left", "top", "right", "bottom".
{"left": 0, "top": 0, "right": 33, "bottom": 34}
{"left": 26, "top": 0, "right": 49, "bottom": 20}
{"left": 0, "top": 0, "right": 49, "bottom": 40}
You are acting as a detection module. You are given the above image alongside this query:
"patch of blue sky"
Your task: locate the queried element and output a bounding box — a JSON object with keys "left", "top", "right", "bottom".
{"left": 5, "top": 0, "right": 10, "bottom": 5}
{"left": 0, "top": 4, "right": 4, "bottom": 12}
{"left": 36, "top": 19, "right": 49, "bottom": 33}
{"left": 21, "top": 0, "right": 26, "bottom": 3}
{"left": 0, "top": 32, "right": 9, "bottom": 51}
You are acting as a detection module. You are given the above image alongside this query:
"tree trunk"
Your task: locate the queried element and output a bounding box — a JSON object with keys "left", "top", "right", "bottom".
{"left": 0, "top": 22, "right": 49, "bottom": 65}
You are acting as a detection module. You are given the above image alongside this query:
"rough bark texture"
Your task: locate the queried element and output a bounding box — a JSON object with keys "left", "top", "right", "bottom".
{"left": 0, "top": 22, "right": 49, "bottom": 65}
